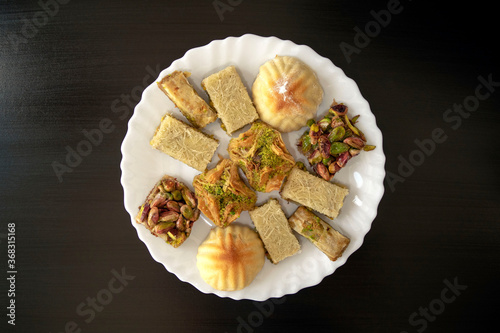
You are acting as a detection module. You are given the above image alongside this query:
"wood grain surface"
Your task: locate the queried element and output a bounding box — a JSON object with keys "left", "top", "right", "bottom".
{"left": 1, "top": 1, "right": 498, "bottom": 332}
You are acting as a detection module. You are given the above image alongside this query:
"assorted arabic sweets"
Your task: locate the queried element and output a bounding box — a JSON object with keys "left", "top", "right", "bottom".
{"left": 297, "top": 100, "right": 376, "bottom": 181}
{"left": 150, "top": 114, "right": 219, "bottom": 172}
{"left": 157, "top": 71, "right": 217, "bottom": 128}
{"left": 249, "top": 199, "right": 300, "bottom": 264}
{"left": 252, "top": 56, "right": 323, "bottom": 133}
{"left": 228, "top": 121, "right": 295, "bottom": 193}
{"left": 280, "top": 167, "right": 348, "bottom": 220}
{"left": 136, "top": 175, "right": 200, "bottom": 248}
{"left": 136, "top": 55, "right": 377, "bottom": 291}
{"left": 197, "top": 224, "right": 265, "bottom": 291}
{"left": 192, "top": 157, "right": 257, "bottom": 228}
{"left": 289, "top": 206, "right": 350, "bottom": 261}
{"left": 202, "top": 66, "right": 259, "bottom": 135}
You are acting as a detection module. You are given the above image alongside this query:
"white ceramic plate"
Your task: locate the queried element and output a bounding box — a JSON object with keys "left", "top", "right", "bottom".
{"left": 120, "top": 34, "right": 385, "bottom": 301}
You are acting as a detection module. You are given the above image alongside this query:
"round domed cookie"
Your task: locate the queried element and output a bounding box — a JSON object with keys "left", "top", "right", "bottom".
{"left": 196, "top": 224, "right": 265, "bottom": 291}
{"left": 252, "top": 55, "right": 323, "bottom": 132}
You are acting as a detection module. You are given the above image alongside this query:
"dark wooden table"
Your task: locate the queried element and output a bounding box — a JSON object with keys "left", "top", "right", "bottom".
{"left": 1, "top": 1, "right": 499, "bottom": 332}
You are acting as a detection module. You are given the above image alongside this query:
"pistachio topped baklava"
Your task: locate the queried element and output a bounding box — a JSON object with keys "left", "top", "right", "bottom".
{"left": 193, "top": 158, "right": 256, "bottom": 228}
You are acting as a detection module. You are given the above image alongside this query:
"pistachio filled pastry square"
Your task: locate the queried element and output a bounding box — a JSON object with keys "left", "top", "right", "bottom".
{"left": 136, "top": 175, "right": 200, "bottom": 248}
{"left": 228, "top": 121, "right": 295, "bottom": 193}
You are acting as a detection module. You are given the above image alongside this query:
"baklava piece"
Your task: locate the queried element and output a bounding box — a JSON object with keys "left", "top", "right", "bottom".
{"left": 280, "top": 167, "right": 348, "bottom": 219}
{"left": 202, "top": 66, "right": 259, "bottom": 135}
{"left": 150, "top": 114, "right": 219, "bottom": 172}
{"left": 228, "top": 121, "right": 295, "bottom": 192}
{"left": 193, "top": 158, "right": 257, "bottom": 227}
{"left": 288, "top": 206, "right": 350, "bottom": 261}
{"left": 249, "top": 199, "right": 300, "bottom": 264}
{"left": 157, "top": 71, "right": 217, "bottom": 128}
{"left": 136, "top": 175, "right": 200, "bottom": 248}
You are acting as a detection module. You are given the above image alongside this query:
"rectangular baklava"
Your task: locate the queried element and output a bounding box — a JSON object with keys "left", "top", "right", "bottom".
{"left": 201, "top": 66, "right": 259, "bottom": 135}
{"left": 288, "top": 206, "right": 350, "bottom": 261}
{"left": 249, "top": 199, "right": 300, "bottom": 264}
{"left": 280, "top": 167, "right": 349, "bottom": 219}
{"left": 150, "top": 114, "right": 219, "bottom": 172}
{"left": 157, "top": 71, "right": 217, "bottom": 128}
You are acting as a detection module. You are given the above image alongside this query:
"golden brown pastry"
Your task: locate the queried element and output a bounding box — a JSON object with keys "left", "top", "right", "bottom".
{"left": 280, "top": 167, "right": 348, "bottom": 219}
{"left": 157, "top": 71, "right": 217, "bottom": 128}
{"left": 288, "top": 206, "right": 350, "bottom": 261}
{"left": 150, "top": 114, "right": 219, "bottom": 172}
{"left": 202, "top": 66, "right": 259, "bottom": 135}
{"left": 249, "top": 199, "right": 300, "bottom": 264}
{"left": 228, "top": 121, "right": 295, "bottom": 192}
{"left": 135, "top": 175, "right": 200, "bottom": 248}
{"left": 192, "top": 157, "right": 257, "bottom": 227}
{"left": 197, "top": 224, "right": 265, "bottom": 291}
{"left": 252, "top": 56, "right": 323, "bottom": 132}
